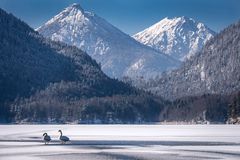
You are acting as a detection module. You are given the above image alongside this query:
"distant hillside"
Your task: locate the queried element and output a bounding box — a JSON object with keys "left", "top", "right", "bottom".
{"left": 143, "top": 21, "right": 240, "bottom": 100}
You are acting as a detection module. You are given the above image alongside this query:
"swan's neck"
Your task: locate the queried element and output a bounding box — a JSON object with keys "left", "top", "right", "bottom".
{"left": 60, "top": 132, "right": 62, "bottom": 136}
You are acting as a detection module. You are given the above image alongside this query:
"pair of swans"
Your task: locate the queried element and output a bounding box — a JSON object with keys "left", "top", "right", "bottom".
{"left": 43, "top": 130, "right": 70, "bottom": 144}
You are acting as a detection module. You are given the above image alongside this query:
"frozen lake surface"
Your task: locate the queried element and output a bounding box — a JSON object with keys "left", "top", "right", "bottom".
{"left": 0, "top": 125, "right": 240, "bottom": 160}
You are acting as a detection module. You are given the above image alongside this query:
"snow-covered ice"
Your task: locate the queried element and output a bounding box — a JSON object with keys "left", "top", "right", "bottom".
{"left": 0, "top": 125, "right": 240, "bottom": 160}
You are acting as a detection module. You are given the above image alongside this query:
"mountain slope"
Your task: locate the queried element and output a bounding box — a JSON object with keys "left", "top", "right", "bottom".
{"left": 0, "top": 7, "right": 135, "bottom": 103}
{"left": 0, "top": 8, "right": 167, "bottom": 123}
{"left": 37, "top": 3, "right": 179, "bottom": 79}
{"left": 0, "top": 9, "right": 76, "bottom": 105}
{"left": 143, "top": 21, "right": 240, "bottom": 100}
{"left": 133, "top": 17, "right": 215, "bottom": 61}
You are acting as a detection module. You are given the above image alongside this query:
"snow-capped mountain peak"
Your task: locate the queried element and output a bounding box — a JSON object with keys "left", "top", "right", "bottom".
{"left": 37, "top": 4, "right": 180, "bottom": 79}
{"left": 64, "top": 3, "right": 85, "bottom": 14}
{"left": 70, "top": 3, "right": 83, "bottom": 10}
{"left": 41, "top": 3, "right": 85, "bottom": 28}
{"left": 133, "top": 16, "right": 216, "bottom": 61}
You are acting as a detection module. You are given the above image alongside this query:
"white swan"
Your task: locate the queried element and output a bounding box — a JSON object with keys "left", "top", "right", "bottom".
{"left": 42, "top": 133, "right": 51, "bottom": 144}
{"left": 58, "top": 130, "right": 70, "bottom": 144}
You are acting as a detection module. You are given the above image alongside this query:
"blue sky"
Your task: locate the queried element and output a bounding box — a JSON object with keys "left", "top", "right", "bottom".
{"left": 0, "top": 0, "right": 239, "bottom": 35}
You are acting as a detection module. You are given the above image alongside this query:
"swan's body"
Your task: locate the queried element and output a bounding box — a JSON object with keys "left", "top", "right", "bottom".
{"left": 58, "top": 130, "right": 70, "bottom": 144}
{"left": 43, "top": 133, "right": 51, "bottom": 144}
